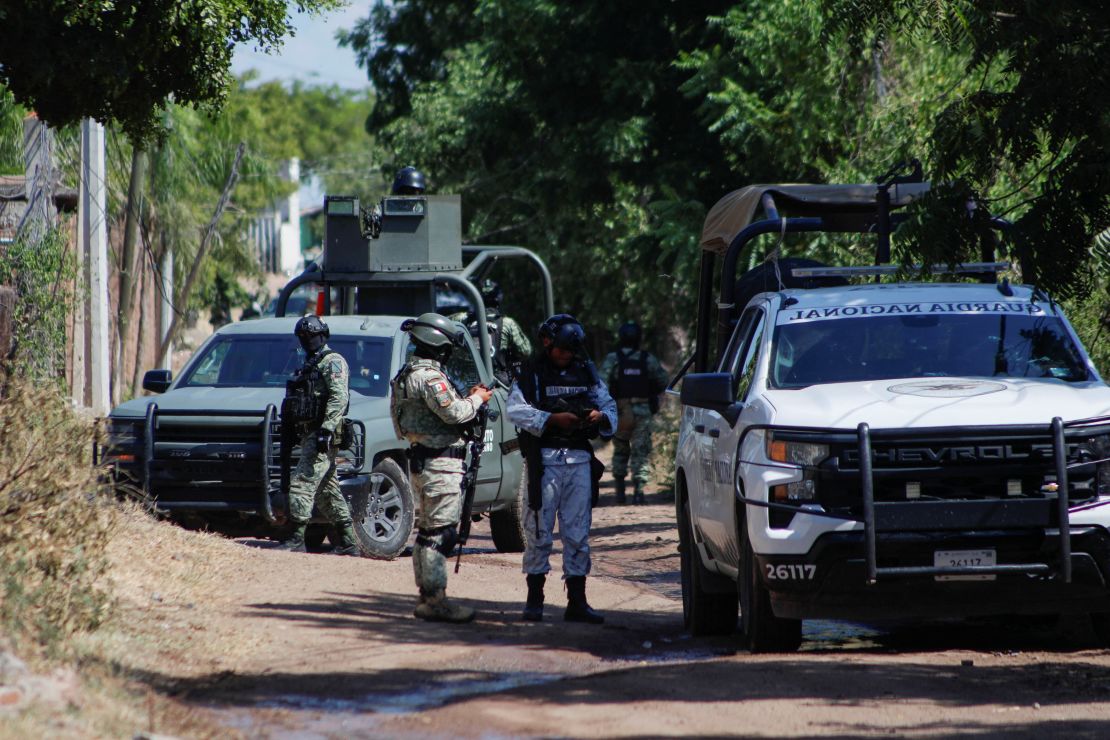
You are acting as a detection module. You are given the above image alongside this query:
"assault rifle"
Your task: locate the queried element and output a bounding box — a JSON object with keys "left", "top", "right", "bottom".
{"left": 454, "top": 396, "right": 498, "bottom": 572}
{"left": 540, "top": 395, "right": 606, "bottom": 507}
{"left": 547, "top": 394, "right": 601, "bottom": 437}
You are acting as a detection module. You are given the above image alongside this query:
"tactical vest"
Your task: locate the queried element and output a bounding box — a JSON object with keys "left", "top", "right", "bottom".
{"left": 391, "top": 358, "right": 460, "bottom": 438}
{"left": 612, "top": 349, "right": 653, "bottom": 399}
{"left": 519, "top": 358, "right": 598, "bottom": 448}
{"left": 283, "top": 349, "right": 340, "bottom": 427}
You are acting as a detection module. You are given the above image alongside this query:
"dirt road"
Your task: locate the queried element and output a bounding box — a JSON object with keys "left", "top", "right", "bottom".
{"left": 108, "top": 487, "right": 1110, "bottom": 739}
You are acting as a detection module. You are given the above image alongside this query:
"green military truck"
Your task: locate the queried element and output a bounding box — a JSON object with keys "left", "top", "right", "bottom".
{"left": 102, "top": 193, "right": 552, "bottom": 559}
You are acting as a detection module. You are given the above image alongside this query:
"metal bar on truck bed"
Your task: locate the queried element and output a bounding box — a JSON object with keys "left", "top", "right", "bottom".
{"left": 760, "top": 192, "right": 780, "bottom": 222}
{"left": 1052, "top": 416, "right": 1073, "bottom": 583}
{"left": 717, "top": 217, "right": 825, "bottom": 358}
{"left": 858, "top": 422, "right": 877, "bottom": 585}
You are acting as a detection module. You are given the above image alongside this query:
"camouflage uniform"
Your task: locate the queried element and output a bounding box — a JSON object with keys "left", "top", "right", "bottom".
{"left": 390, "top": 357, "right": 484, "bottom": 611}
{"left": 600, "top": 349, "right": 668, "bottom": 498}
{"left": 449, "top": 309, "right": 532, "bottom": 378}
{"left": 288, "top": 347, "right": 355, "bottom": 529}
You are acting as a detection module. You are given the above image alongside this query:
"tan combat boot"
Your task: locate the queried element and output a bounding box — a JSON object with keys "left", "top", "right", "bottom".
{"left": 413, "top": 588, "right": 476, "bottom": 623}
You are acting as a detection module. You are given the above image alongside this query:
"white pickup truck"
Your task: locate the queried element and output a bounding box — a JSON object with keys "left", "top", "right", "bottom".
{"left": 674, "top": 182, "right": 1110, "bottom": 651}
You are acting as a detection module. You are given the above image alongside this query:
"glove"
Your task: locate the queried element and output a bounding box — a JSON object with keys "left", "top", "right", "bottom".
{"left": 316, "top": 429, "right": 334, "bottom": 454}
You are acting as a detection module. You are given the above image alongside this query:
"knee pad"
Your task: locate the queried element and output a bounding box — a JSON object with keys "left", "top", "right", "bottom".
{"left": 415, "top": 525, "right": 459, "bottom": 557}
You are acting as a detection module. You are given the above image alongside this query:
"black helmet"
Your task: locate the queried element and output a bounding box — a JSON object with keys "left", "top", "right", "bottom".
{"left": 539, "top": 313, "right": 585, "bottom": 351}
{"left": 401, "top": 312, "right": 466, "bottom": 355}
{"left": 391, "top": 166, "right": 426, "bottom": 195}
{"left": 294, "top": 315, "right": 330, "bottom": 354}
{"left": 617, "top": 321, "right": 641, "bottom": 349}
{"left": 478, "top": 278, "right": 502, "bottom": 308}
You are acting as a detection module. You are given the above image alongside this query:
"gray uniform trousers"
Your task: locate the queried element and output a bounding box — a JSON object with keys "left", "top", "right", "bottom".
{"left": 522, "top": 448, "right": 593, "bottom": 578}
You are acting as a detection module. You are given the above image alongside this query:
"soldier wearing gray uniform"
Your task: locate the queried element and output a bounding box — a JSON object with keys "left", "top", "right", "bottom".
{"left": 390, "top": 312, "right": 493, "bottom": 623}
{"left": 507, "top": 314, "right": 617, "bottom": 624}
{"left": 276, "top": 316, "right": 360, "bottom": 555}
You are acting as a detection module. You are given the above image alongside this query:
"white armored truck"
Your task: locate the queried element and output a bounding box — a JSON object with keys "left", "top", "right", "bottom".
{"left": 674, "top": 179, "right": 1110, "bottom": 651}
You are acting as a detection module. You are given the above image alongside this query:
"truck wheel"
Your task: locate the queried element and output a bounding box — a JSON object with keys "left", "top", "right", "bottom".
{"left": 351, "top": 458, "right": 414, "bottom": 560}
{"left": 739, "top": 518, "right": 802, "bottom": 653}
{"left": 1091, "top": 613, "right": 1110, "bottom": 646}
{"left": 489, "top": 460, "right": 527, "bottom": 553}
{"left": 678, "top": 497, "right": 738, "bottom": 635}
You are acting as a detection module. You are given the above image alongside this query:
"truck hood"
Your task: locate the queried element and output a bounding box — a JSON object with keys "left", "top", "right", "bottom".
{"left": 111, "top": 387, "right": 391, "bottom": 420}
{"left": 762, "top": 377, "right": 1110, "bottom": 430}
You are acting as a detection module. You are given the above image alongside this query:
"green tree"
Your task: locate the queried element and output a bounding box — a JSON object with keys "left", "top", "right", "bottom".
{"left": 0, "top": 0, "right": 342, "bottom": 141}
{"left": 822, "top": 0, "right": 1110, "bottom": 299}
{"left": 221, "top": 75, "right": 381, "bottom": 198}
{"left": 345, "top": 1, "right": 733, "bottom": 348}
{"left": 0, "top": 87, "right": 22, "bottom": 174}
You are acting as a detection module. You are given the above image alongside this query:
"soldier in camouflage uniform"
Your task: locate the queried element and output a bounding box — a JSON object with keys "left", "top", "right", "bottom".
{"left": 600, "top": 321, "right": 669, "bottom": 505}
{"left": 391, "top": 312, "right": 493, "bottom": 623}
{"left": 449, "top": 279, "right": 531, "bottom": 385}
{"left": 275, "top": 316, "right": 361, "bottom": 554}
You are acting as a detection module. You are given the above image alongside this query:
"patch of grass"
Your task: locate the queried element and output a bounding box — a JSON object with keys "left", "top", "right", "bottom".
{"left": 649, "top": 399, "right": 680, "bottom": 494}
{"left": 0, "top": 382, "right": 114, "bottom": 658}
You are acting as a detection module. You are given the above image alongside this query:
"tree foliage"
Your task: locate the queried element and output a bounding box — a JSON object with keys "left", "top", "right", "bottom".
{"left": 344, "top": 1, "right": 734, "bottom": 346}
{"left": 0, "top": 0, "right": 342, "bottom": 141}
{"left": 823, "top": 0, "right": 1110, "bottom": 298}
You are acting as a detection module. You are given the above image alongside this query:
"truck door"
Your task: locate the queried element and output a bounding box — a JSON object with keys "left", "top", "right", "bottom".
{"left": 700, "top": 305, "right": 768, "bottom": 571}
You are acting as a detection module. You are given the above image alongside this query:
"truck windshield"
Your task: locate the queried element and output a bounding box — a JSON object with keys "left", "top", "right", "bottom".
{"left": 180, "top": 335, "right": 393, "bottom": 396}
{"left": 770, "top": 312, "right": 1090, "bottom": 389}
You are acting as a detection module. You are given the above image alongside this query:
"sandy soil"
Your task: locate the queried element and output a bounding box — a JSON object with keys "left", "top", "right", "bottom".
{"left": 83, "top": 484, "right": 1110, "bottom": 740}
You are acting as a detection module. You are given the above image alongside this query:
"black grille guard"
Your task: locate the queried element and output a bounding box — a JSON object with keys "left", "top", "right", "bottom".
{"left": 136, "top": 402, "right": 366, "bottom": 524}
{"left": 735, "top": 415, "right": 1110, "bottom": 585}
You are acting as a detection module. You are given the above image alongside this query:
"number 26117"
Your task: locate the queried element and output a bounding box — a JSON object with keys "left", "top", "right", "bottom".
{"left": 765, "top": 563, "right": 816, "bottom": 580}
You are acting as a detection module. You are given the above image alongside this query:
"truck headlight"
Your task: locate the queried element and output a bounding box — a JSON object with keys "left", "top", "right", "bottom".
{"left": 103, "top": 419, "right": 140, "bottom": 463}
{"left": 767, "top": 434, "right": 829, "bottom": 504}
{"left": 767, "top": 436, "right": 829, "bottom": 467}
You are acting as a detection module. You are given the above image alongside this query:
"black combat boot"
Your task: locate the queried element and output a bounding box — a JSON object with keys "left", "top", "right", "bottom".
{"left": 274, "top": 523, "right": 307, "bottom": 552}
{"left": 331, "top": 523, "right": 361, "bottom": 556}
{"left": 564, "top": 576, "right": 604, "bottom": 624}
{"left": 614, "top": 477, "right": 626, "bottom": 505}
{"left": 633, "top": 482, "right": 645, "bottom": 506}
{"left": 522, "top": 574, "right": 546, "bottom": 622}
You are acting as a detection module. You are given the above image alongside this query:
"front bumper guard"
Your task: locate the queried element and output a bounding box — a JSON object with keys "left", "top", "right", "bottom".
{"left": 122, "top": 402, "right": 366, "bottom": 524}
{"left": 736, "top": 415, "right": 1110, "bottom": 585}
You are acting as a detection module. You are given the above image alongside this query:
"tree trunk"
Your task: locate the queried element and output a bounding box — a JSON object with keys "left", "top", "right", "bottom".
{"left": 114, "top": 144, "right": 147, "bottom": 403}
{"left": 130, "top": 251, "right": 150, "bottom": 397}
{"left": 157, "top": 143, "right": 245, "bottom": 362}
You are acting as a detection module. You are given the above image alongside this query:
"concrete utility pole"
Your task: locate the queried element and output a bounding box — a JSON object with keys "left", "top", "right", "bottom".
{"left": 80, "top": 118, "right": 110, "bottom": 414}
{"left": 279, "top": 157, "right": 301, "bottom": 275}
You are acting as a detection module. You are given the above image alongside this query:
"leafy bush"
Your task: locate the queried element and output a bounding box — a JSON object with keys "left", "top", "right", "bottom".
{"left": 649, "top": 399, "right": 681, "bottom": 495}
{"left": 0, "top": 228, "right": 75, "bottom": 383}
{"left": 0, "top": 382, "right": 114, "bottom": 656}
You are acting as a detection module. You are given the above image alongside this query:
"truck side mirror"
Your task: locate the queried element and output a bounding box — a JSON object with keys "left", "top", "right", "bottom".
{"left": 142, "top": 369, "right": 173, "bottom": 394}
{"left": 680, "top": 372, "right": 743, "bottom": 425}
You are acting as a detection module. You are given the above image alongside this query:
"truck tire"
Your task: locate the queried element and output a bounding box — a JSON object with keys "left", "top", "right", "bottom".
{"left": 489, "top": 460, "right": 527, "bottom": 553}
{"left": 739, "top": 517, "right": 802, "bottom": 652}
{"left": 351, "top": 458, "right": 414, "bottom": 560}
{"left": 678, "top": 496, "right": 738, "bottom": 636}
{"left": 1091, "top": 613, "right": 1110, "bottom": 646}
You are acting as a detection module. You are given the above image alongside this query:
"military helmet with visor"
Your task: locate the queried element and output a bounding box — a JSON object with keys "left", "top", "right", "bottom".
{"left": 402, "top": 312, "right": 467, "bottom": 353}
